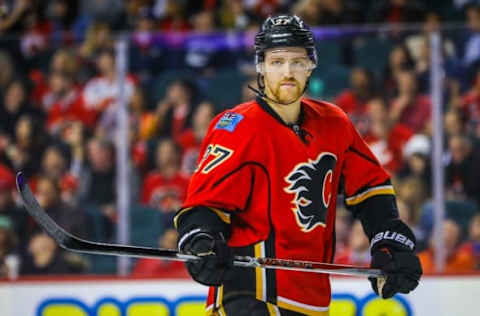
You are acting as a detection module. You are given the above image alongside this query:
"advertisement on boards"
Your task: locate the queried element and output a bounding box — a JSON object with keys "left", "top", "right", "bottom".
{"left": 0, "top": 276, "right": 478, "bottom": 316}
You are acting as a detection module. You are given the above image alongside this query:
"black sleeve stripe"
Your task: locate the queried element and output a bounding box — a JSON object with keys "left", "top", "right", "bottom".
{"left": 348, "top": 145, "right": 380, "bottom": 166}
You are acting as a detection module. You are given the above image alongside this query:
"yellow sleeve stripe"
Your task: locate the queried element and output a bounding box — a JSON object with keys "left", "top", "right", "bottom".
{"left": 173, "top": 207, "right": 231, "bottom": 228}
{"left": 267, "top": 303, "right": 281, "bottom": 315}
{"left": 173, "top": 207, "right": 193, "bottom": 229}
{"left": 210, "top": 207, "right": 232, "bottom": 224}
{"left": 345, "top": 185, "right": 395, "bottom": 206}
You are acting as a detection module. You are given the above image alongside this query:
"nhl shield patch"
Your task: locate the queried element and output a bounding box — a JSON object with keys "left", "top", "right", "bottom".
{"left": 214, "top": 112, "right": 244, "bottom": 132}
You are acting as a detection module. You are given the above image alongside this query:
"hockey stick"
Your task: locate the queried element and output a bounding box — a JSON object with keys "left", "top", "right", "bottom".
{"left": 16, "top": 172, "right": 384, "bottom": 278}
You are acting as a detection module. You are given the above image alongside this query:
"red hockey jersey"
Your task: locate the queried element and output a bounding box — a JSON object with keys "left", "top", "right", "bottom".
{"left": 177, "top": 97, "right": 394, "bottom": 315}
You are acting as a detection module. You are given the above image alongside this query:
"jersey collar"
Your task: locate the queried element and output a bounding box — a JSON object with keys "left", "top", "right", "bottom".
{"left": 255, "top": 96, "right": 305, "bottom": 128}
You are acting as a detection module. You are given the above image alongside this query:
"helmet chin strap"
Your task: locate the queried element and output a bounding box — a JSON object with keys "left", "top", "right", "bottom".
{"left": 248, "top": 73, "right": 310, "bottom": 106}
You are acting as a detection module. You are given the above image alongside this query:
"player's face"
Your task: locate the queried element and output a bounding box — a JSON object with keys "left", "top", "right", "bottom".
{"left": 262, "top": 47, "right": 313, "bottom": 104}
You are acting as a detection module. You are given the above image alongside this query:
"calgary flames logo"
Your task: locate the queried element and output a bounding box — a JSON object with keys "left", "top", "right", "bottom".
{"left": 284, "top": 152, "right": 337, "bottom": 232}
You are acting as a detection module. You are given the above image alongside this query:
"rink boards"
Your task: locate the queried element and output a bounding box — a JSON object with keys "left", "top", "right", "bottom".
{"left": 0, "top": 275, "right": 478, "bottom": 316}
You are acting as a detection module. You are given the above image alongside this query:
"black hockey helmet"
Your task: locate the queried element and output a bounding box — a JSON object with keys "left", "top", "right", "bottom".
{"left": 254, "top": 15, "right": 318, "bottom": 71}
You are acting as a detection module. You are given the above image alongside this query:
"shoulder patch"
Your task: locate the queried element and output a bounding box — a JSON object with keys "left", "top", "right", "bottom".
{"left": 214, "top": 112, "right": 244, "bottom": 132}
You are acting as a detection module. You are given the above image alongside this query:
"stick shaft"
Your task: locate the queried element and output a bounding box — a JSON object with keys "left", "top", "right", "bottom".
{"left": 16, "top": 172, "right": 383, "bottom": 278}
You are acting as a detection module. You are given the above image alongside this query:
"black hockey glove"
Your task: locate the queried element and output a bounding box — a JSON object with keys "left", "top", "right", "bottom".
{"left": 368, "top": 219, "right": 422, "bottom": 299}
{"left": 178, "top": 228, "right": 234, "bottom": 286}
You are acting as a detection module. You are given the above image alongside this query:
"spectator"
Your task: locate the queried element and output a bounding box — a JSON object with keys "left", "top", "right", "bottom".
{"left": 219, "top": 0, "right": 256, "bottom": 30}
{"left": 128, "top": 86, "right": 156, "bottom": 172}
{"left": 335, "top": 68, "right": 375, "bottom": 117}
{"left": 389, "top": 70, "right": 431, "bottom": 133}
{"left": 335, "top": 67, "right": 375, "bottom": 133}
{"left": 411, "top": 37, "right": 431, "bottom": 94}
{"left": 0, "top": 80, "right": 43, "bottom": 137}
{"left": 382, "top": 45, "right": 415, "bottom": 98}
{"left": 47, "top": 0, "right": 79, "bottom": 37}
{"left": 40, "top": 144, "right": 71, "bottom": 182}
{"left": 0, "top": 215, "right": 18, "bottom": 278}
{"left": 30, "top": 49, "right": 80, "bottom": 108}
{"left": 32, "top": 176, "right": 88, "bottom": 239}
{"left": 397, "top": 134, "right": 432, "bottom": 187}
{"left": 20, "top": 231, "right": 86, "bottom": 275}
{"left": 395, "top": 176, "right": 428, "bottom": 224}
{"left": 131, "top": 228, "right": 188, "bottom": 277}
{"left": 81, "top": 49, "right": 136, "bottom": 128}
{"left": 335, "top": 220, "right": 370, "bottom": 266}
{"left": 177, "top": 101, "right": 215, "bottom": 176}
{"left": 43, "top": 71, "right": 85, "bottom": 134}
{"left": 459, "top": 213, "right": 480, "bottom": 269}
{"left": 444, "top": 110, "right": 466, "bottom": 138}
{"left": 460, "top": 5, "right": 480, "bottom": 68}
{"left": 363, "top": 97, "right": 414, "bottom": 173}
{"left": 78, "top": 22, "right": 114, "bottom": 61}
{"left": 1, "top": 115, "right": 48, "bottom": 177}
{"left": 418, "top": 219, "right": 475, "bottom": 273}
{"left": 62, "top": 121, "right": 85, "bottom": 178}
{"left": 129, "top": 86, "right": 157, "bottom": 142}
{"left": 184, "top": 10, "right": 231, "bottom": 73}
{"left": 49, "top": 49, "right": 79, "bottom": 77}
{"left": 130, "top": 7, "right": 164, "bottom": 82}
{"left": 141, "top": 138, "right": 189, "bottom": 216}
{"left": 459, "top": 69, "right": 480, "bottom": 137}
{"left": 405, "top": 11, "right": 456, "bottom": 68}
{"left": 154, "top": 79, "right": 196, "bottom": 139}
{"left": 79, "top": 137, "right": 116, "bottom": 208}
{"left": 445, "top": 134, "right": 480, "bottom": 203}
{"left": 20, "top": 9, "right": 51, "bottom": 63}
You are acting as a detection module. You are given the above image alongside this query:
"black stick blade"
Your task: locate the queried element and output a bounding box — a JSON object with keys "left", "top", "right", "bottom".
{"left": 16, "top": 171, "right": 73, "bottom": 246}
{"left": 15, "top": 171, "right": 184, "bottom": 260}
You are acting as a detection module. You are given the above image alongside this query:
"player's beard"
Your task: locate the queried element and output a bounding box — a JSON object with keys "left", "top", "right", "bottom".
{"left": 269, "top": 78, "right": 303, "bottom": 104}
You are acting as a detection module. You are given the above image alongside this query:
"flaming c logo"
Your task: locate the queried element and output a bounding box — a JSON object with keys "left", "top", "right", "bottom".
{"left": 284, "top": 152, "right": 337, "bottom": 232}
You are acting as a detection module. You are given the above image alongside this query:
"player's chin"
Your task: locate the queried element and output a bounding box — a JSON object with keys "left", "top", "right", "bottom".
{"left": 278, "top": 91, "right": 302, "bottom": 104}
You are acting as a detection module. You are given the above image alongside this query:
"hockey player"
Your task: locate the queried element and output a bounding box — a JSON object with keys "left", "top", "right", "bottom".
{"left": 174, "top": 15, "right": 422, "bottom": 315}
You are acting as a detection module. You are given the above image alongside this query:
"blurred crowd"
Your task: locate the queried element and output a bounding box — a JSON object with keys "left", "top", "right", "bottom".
{"left": 1, "top": 0, "right": 480, "bottom": 278}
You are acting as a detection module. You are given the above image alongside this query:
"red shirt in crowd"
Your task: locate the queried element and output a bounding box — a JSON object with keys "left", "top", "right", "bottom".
{"left": 391, "top": 95, "right": 431, "bottom": 133}
{"left": 80, "top": 75, "right": 137, "bottom": 127}
{"left": 364, "top": 123, "right": 414, "bottom": 173}
{"left": 334, "top": 90, "right": 368, "bottom": 116}
{"left": 141, "top": 172, "right": 189, "bottom": 213}
{"left": 177, "top": 128, "right": 202, "bottom": 176}
{"left": 461, "top": 91, "right": 480, "bottom": 126}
